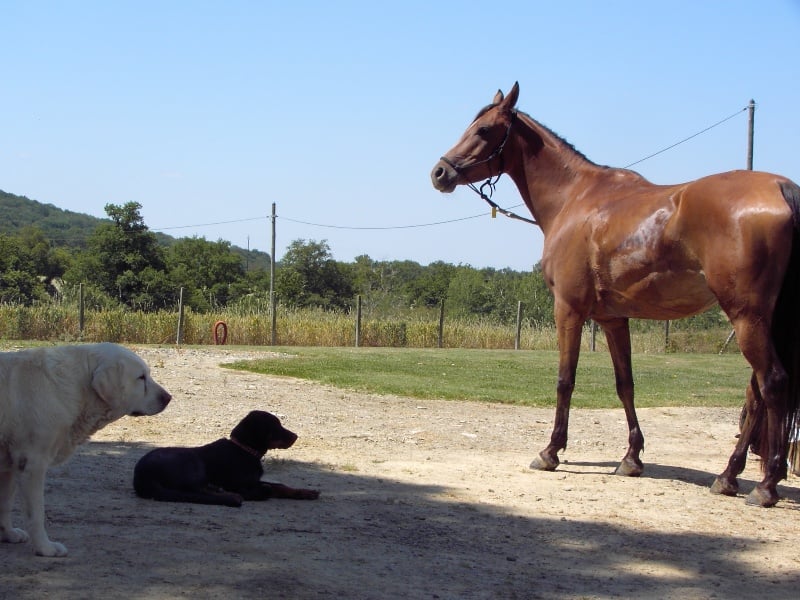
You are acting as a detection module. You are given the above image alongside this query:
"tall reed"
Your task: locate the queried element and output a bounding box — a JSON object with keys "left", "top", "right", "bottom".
{"left": 0, "top": 303, "right": 738, "bottom": 353}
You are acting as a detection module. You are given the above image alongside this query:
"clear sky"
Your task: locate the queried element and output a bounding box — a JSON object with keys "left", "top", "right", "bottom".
{"left": 3, "top": 1, "right": 799, "bottom": 271}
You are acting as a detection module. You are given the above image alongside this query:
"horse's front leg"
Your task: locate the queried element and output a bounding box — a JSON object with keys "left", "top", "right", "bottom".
{"left": 530, "top": 307, "right": 584, "bottom": 471}
{"left": 600, "top": 318, "right": 644, "bottom": 476}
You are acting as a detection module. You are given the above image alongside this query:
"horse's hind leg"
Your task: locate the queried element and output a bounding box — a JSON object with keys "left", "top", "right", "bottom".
{"left": 711, "top": 373, "right": 762, "bottom": 496}
{"left": 601, "top": 318, "right": 644, "bottom": 476}
{"left": 715, "top": 318, "right": 788, "bottom": 507}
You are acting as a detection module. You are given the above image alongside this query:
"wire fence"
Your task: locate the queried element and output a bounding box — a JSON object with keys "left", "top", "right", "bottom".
{"left": 0, "top": 293, "right": 738, "bottom": 354}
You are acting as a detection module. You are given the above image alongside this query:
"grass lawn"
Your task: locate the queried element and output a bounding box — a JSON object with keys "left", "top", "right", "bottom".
{"left": 225, "top": 347, "right": 751, "bottom": 409}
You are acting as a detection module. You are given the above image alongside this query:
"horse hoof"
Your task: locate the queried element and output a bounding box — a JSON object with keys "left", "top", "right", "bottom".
{"left": 710, "top": 476, "right": 738, "bottom": 496}
{"left": 529, "top": 452, "right": 559, "bottom": 471}
{"left": 614, "top": 458, "right": 643, "bottom": 477}
{"left": 745, "top": 485, "right": 779, "bottom": 507}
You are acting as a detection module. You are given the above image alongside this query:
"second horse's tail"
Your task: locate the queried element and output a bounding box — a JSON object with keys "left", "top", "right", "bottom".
{"left": 762, "top": 181, "right": 800, "bottom": 469}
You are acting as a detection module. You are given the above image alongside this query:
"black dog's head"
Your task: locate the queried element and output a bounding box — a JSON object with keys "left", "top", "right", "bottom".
{"left": 230, "top": 410, "right": 298, "bottom": 454}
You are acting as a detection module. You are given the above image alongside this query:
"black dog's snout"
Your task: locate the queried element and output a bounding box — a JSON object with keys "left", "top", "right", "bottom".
{"left": 277, "top": 429, "right": 298, "bottom": 449}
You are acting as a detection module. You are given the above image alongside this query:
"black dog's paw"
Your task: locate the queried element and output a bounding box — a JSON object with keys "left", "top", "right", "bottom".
{"left": 265, "top": 482, "right": 321, "bottom": 500}
{"left": 294, "top": 488, "right": 320, "bottom": 500}
{"left": 222, "top": 492, "right": 244, "bottom": 507}
{"left": 208, "top": 486, "right": 244, "bottom": 507}
{"left": 307, "top": 489, "right": 321, "bottom": 500}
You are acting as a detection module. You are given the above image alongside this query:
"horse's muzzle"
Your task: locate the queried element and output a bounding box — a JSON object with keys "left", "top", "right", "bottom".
{"left": 431, "top": 159, "right": 458, "bottom": 193}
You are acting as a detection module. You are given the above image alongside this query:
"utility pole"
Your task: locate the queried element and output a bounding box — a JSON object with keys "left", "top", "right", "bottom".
{"left": 721, "top": 99, "right": 756, "bottom": 355}
{"left": 270, "top": 203, "right": 277, "bottom": 345}
{"left": 746, "top": 99, "right": 755, "bottom": 171}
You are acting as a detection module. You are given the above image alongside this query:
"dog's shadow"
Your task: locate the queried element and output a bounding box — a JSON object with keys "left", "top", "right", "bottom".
{"left": 54, "top": 440, "right": 453, "bottom": 506}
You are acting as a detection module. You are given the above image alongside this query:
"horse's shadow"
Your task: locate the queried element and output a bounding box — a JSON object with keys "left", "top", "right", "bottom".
{"left": 560, "top": 460, "right": 800, "bottom": 506}
{"left": 561, "top": 460, "right": 719, "bottom": 486}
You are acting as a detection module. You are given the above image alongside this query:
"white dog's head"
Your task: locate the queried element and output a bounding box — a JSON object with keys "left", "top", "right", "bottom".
{"left": 89, "top": 343, "right": 172, "bottom": 417}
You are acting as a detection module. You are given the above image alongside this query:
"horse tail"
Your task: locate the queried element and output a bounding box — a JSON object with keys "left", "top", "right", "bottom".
{"left": 763, "top": 180, "right": 800, "bottom": 470}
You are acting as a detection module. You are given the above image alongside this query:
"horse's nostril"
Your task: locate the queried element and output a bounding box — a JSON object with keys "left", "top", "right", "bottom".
{"left": 434, "top": 167, "right": 444, "bottom": 179}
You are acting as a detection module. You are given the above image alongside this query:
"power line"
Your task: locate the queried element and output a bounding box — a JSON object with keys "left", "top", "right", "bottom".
{"left": 280, "top": 212, "right": 489, "bottom": 230}
{"left": 155, "top": 216, "right": 267, "bottom": 231}
{"left": 149, "top": 104, "right": 749, "bottom": 234}
{"left": 623, "top": 105, "right": 748, "bottom": 169}
{"left": 280, "top": 104, "right": 749, "bottom": 231}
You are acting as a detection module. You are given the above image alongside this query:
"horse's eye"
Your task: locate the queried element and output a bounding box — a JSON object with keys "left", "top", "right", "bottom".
{"left": 477, "top": 126, "right": 490, "bottom": 137}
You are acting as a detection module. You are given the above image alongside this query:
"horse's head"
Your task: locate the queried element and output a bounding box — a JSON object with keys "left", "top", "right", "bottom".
{"left": 431, "top": 82, "right": 520, "bottom": 193}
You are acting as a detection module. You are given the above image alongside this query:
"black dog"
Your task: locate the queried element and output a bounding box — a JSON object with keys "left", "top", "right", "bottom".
{"left": 133, "top": 410, "right": 319, "bottom": 507}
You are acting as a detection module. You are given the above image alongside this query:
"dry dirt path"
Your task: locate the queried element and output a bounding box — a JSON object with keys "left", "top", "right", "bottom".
{"left": 3, "top": 346, "right": 799, "bottom": 599}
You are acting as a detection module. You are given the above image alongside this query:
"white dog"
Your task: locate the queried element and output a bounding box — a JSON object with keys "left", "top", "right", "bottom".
{"left": 0, "top": 343, "right": 171, "bottom": 557}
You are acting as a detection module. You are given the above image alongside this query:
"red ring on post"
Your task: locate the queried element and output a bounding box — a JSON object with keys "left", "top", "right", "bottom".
{"left": 213, "top": 320, "right": 228, "bottom": 345}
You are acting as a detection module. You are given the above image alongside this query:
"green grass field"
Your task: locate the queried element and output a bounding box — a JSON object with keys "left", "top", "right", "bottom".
{"left": 226, "top": 347, "right": 751, "bottom": 409}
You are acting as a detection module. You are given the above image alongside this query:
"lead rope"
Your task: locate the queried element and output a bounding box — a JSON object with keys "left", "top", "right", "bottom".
{"left": 467, "top": 177, "right": 538, "bottom": 226}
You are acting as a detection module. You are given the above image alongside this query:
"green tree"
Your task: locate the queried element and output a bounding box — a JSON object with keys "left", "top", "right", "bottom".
{"left": 445, "top": 264, "right": 554, "bottom": 324}
{"left": 0, "top": 234, "right": 45, "bottom": 304}
{"left": 522, "top": 263, "right": 555, "bottom": 326}
{"left": 167, "top": 237, "right": 246, "bottom": 311}
{"left": 64, "top": 202, "right": 172, "bottom": 309}
{"left": 276, "top": 239, "right": 354, "bottom": 309}
{"left": 0, "top": 228, "right": 69, "bottom": 305}
{"left": 351, "top": 255, "right": 408, "bottom": 315}
{"left": 404, "top": 260, "right": 455, "bottom": 308}
{"left": 446, "top": 267, "right": 497, "bottom": 318}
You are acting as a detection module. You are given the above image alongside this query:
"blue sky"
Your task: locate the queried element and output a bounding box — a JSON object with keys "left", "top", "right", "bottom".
{"left": 3, "top": 1, "right": 799, "bottom": 271}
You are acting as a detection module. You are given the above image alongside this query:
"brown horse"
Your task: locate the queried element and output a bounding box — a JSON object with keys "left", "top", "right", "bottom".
{"left": 431, "top": 82, "right": 800, "bottom": 507}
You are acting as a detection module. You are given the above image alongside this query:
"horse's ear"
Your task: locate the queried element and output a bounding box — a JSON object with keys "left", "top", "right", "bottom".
{"left": 500, "top": 82, "right": 520, "bottom": 111}
{"left": 493, "top": 89, "right": 504, "bottom": 104}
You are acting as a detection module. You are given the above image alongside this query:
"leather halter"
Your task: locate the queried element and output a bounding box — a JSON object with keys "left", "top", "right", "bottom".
{"left": 440, "top": 111, "right": 537, "bottom": 226}
{"left": 439, "top": 111, "right": 516, "bottom": 176}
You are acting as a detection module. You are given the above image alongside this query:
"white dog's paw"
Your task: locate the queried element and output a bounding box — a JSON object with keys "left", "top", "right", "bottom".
{"left": 1, "top": 527, "right": 30, "bottom": 544}
{"left": 34, "top": 540, "right": 68, "bottom": 557}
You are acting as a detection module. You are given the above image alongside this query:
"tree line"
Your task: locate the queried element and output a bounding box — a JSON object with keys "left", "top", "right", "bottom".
{"left": 0, "top": 201, "right": 564, "bottom": 325}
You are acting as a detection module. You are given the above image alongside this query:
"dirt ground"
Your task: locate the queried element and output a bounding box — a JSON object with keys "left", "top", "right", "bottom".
{"left": 3, "top": 346, "right": 800, "bottom": 599}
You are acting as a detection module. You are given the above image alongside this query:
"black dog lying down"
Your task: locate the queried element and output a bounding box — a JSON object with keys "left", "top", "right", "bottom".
{"left": 133, "top": 410, "right": 319, "bottom": 507}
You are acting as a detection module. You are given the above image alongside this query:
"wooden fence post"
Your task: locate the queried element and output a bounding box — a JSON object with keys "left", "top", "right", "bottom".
{"left": 515, "top": 301, "right": 523, "bottom": 350}
{"left": 78, "top": 283, "right": 85, "bottom": 338}
{"left": 270, "top": 202, "right": 277, "bottom": 345}
{"left": 438, "top": 299, "right": 445, "bottom": 348}
{"left": 176, "top": 287, "right": 185, "bottom": 346}
{"left": 355, "top": 295, "right": 362, "bottom": 347}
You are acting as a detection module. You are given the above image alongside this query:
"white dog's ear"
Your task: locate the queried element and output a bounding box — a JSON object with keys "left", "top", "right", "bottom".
{"left": 91, "top": 362, "right": 121, "bottom": 403}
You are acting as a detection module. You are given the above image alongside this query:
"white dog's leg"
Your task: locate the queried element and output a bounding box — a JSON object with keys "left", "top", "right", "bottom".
{"left": 0, "top": 469, "right": 29, "bottom": 544}
{"left": 19, "top": 462, "right": 68, "bottom": 557}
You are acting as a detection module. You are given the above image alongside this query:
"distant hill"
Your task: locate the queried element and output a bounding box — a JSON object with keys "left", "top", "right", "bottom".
{"left": 0, "top": 189, "right": 109, "bottom": 248}
{"left": 0, "top": 189, "right": 271, "bottom": 270}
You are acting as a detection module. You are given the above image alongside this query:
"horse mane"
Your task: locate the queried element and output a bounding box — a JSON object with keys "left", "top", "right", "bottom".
{"left": 514, "top": 110, "right": 604, "bottom": 168}
{"left": 472, "top": 104, "right": 494, "bottom": 121}
{"left": 477, "top": 102, "right": 639, "bottom": 176}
